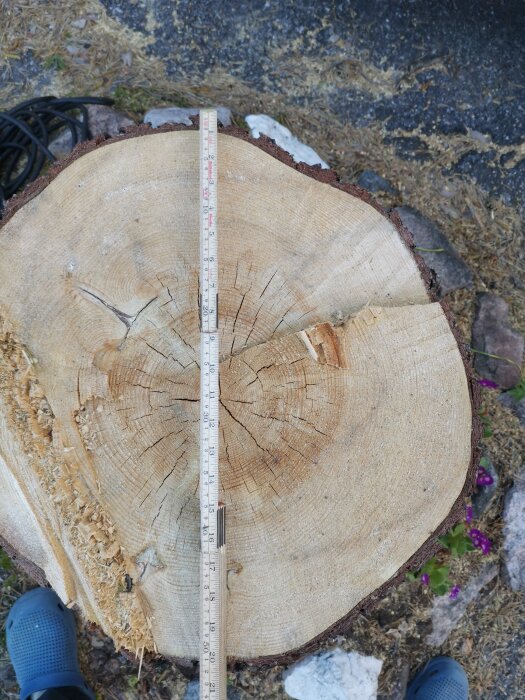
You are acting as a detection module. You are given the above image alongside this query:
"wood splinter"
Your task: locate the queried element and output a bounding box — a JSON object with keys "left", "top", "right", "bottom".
{"left": 300, "top": 322, "right": 347, "bottom": 368}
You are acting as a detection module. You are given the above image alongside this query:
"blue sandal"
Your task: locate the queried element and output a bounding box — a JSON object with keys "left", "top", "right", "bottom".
{"left": 406, "top": 656, "right": 469, "bottom": 699}
{"left": 6, "top": 588, "right": 94, "bottom": 700}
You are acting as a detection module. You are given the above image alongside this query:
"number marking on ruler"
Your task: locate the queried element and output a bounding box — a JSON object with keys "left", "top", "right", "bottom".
{"left": 199, "top": 109, "right": 226, "bottom": 699}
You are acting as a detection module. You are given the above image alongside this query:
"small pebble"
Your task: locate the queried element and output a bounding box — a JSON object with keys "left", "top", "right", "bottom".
{"left": 246, "top": 114, "right": 329, "bottom": 169}
{"left": 472, "top": 293, "right": 524, "bottom": 390}
{"left": 144, "top": 106, "right": 232, "bottom": 128}
{"left": 395, "top": 206, "right": 473, "bottom": 296}
{"left": 503, "top": 470, "right": 525, "bottom": 591}
{"left": 283, "top": 648, "right": 382, "bottom": 700}
{"left": 356, "top": 169, "right": 396, "bottom": 194}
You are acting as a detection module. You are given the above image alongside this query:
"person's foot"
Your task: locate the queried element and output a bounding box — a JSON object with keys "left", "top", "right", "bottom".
{"left": 406, "top": 656, "right": 468, "bottom": 699}
{"left": 6, "top": 587, "right": 94, "bottom": 700}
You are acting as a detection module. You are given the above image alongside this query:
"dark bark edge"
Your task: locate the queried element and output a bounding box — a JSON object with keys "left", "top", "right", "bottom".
{"left": 0, "top": 121, "right": 481, "bottom": 666}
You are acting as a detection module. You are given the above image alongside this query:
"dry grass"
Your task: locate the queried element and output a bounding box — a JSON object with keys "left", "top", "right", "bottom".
{"left": 0, "top": 2, "right": 524, "bottom": 699}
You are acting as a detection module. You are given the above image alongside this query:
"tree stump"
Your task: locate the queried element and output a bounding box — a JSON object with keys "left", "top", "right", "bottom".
{"left": 0, "top": 126, "right": 478, "bottom": 661}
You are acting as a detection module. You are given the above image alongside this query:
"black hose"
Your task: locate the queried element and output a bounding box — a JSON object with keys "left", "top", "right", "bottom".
{"left": 0, "top": 95, "right": 114, "bottom": 214}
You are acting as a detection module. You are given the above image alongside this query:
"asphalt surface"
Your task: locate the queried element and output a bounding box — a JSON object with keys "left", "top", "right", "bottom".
{"left": 100, "top": 0, "right": 525, "bottom": 210}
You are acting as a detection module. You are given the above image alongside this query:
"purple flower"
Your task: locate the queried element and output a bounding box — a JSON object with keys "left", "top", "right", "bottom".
{"left": 449, "top": 584, "right": 461, "bottom": 600}
{"left": 421, "top": 573, "right": 430, "bottom": 586}
{"left": 476, "top": 467, "right": 494, "bottom": 487}
{"left": 465, "top": 504, "right": 473, "bottom": 524}
{"left": 477, "top": 378, "right": 499, "bottom": 389}
{"left": 468, "top": 528, "right": 492, "bottom": 555}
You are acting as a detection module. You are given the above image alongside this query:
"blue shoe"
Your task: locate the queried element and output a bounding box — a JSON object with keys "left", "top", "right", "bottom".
{"left": 406, "top": 656, "right": 469, "bottom": 699}
{"left": 6, "top": 588, "right": 94, "bottom": 700}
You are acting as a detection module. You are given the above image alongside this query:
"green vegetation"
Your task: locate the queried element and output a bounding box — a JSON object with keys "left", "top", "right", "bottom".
{"left": 406, "top": 558, "right": 452, "bottom": 596}
{"left": 0, "top": 548, "right": 13, "bottom": 571}
{"left": 508, "top": 378, "right": 525, "bottom": 401}
{"left": 113, "top": 85, "right": 191, "bottom": 118}
{"left": 44, "top": 54, "right": 67, "bottom": 71}
{"left": 439, "top": 522, "right": 475, "bottom": 558}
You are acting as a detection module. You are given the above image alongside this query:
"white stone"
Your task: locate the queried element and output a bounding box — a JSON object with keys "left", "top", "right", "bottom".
{"left": 503, "top": 473, "right": 525, "bottom": 591}
{"left": 144, "top": 106, "right": 232, "bottom": 128}
{"left": 245, "top": 114, "right": 329, "bottom": 169}
{"left": 283, "top": 648, "right": 382, "bottom": 700}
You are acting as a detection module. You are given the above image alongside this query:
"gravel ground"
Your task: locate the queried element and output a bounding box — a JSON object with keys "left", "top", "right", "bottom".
{"left": 0, "top": 2, "right": 524, "bottom": 698}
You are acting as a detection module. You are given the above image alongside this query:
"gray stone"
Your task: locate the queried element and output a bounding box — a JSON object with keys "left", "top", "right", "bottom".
{"left": 144, "top": 106, "right": 232, "bottom": 128}
{"left": 49, "top": 104, "right": 134, "bottom": 159}
{"left": 503, "top": 471, "right": 525, "bottom": 591}
{"left": 357, "top": 169, "right": 397, "bottom": 194}
{"left": 426, "top": 563, "right": 498, "bottom": 646}
{"left": 499, "top": 391, "right": 525, "bottom": 427}
{"left": 246, "top": 114, "right": 329, "bottom": 169}
{"left": 86, "top": 103, "right": 134, "bottom": 137}
{"left": 394, "top": 207, "right": 473, "bottom": 296}
{"left": 283, "top": 648, "right": 382, "bottom": 700}
{"left": 48, "top": 129, "right": 78, "bottom": 159}
{"left": 471, "top": 293, "right": 524, "bottom": 390}
{"left": 472, "top": 457, "right": 499, "bottom": 518}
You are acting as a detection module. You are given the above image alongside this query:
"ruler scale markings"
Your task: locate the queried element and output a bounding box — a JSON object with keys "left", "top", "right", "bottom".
{"left": 199, "top": 109, "right": 226, "bottom": 700}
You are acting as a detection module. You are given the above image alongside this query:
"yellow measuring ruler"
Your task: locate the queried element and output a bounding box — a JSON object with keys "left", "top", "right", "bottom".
{"left": 199, "top": 109, "right": 227, "bottom": 699}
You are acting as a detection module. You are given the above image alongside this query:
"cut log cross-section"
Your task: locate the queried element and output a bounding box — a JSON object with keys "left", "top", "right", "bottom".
{"left": 0, "top": 127, "right": 477, "bottom": 661}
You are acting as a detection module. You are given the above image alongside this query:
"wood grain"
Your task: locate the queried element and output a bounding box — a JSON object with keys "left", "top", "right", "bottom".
{"left": 0, "top": 130, "right": 473, "bottom": 659}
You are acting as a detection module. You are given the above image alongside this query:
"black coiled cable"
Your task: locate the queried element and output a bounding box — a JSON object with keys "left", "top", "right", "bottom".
{"left": 0, "top": 95, "right": 114, "bottom": 213}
